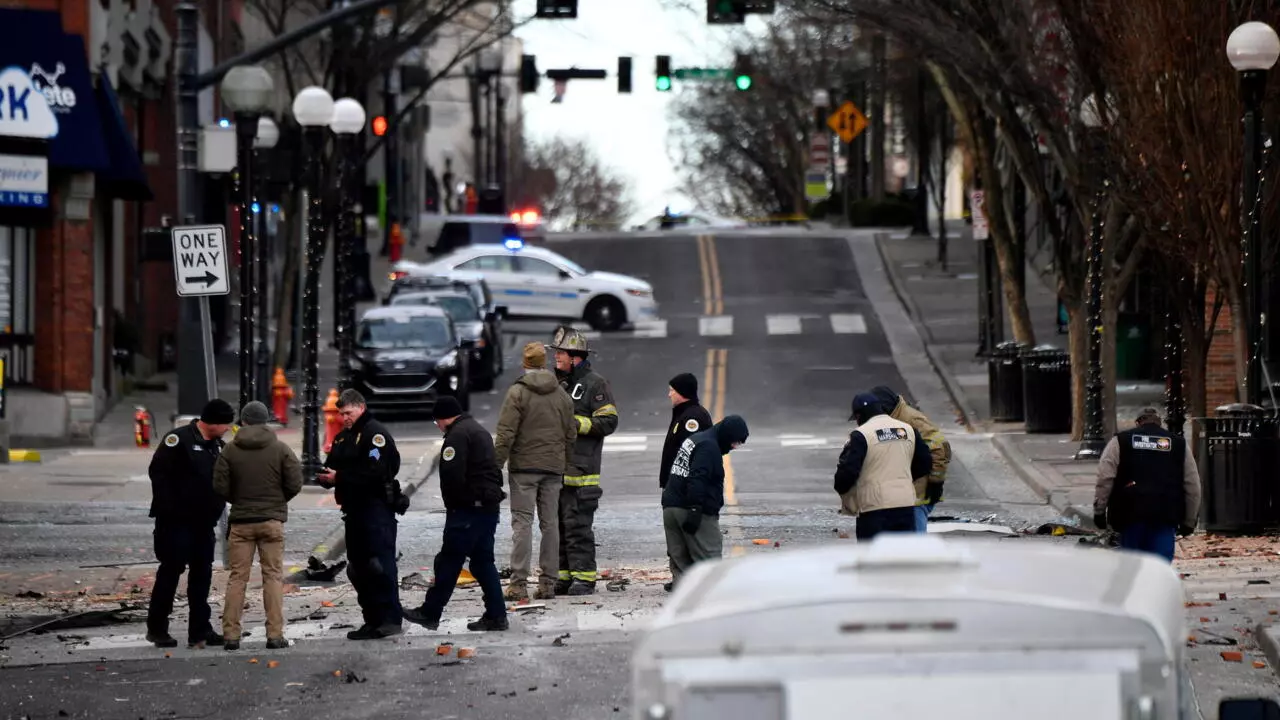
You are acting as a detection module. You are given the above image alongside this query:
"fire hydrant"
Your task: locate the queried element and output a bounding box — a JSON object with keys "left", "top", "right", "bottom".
{"left": 389, "top": 223, "right": 405, "bottom": 263}
{"left": 322, "top": 388, "right": 342, "bottom": 453}
{"left": 272, "top": 368, "right": 294, "bottom": 427}
{"left": 133, "top": 405, "right": 153, "bottom": 447}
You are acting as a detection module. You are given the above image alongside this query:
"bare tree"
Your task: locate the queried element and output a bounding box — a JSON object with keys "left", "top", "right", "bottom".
{"left": 523, "top": 136, "right": 636, "bottom": 231}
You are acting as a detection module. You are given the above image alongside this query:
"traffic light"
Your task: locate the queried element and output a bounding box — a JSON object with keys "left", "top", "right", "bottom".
{"left": 618, "top": 56, "right": 633, "bottom": 94}
{"left": 656, "top": 55, "right": 672, "bottom": 92}
{"left": 520, "top": 55, "right": 540, "bottom": 94}
{"left": 707, "top": 0, "right": 745, "bottom": 24}
{"left": 535, "top": 0, "right": 577, "bottom": 18}
{"left": 733, "top": 53, "right": 753, "bottom": 91}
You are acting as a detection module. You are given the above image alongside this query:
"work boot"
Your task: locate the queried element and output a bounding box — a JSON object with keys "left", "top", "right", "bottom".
{"left": 566, "top": 580, "right": 595, "bottom": 596}
{"left": 188, "top": 631, "right": 224, "bottom": 649}
{"left": 504, "top": 583, "right": 529, "bottom": 602}
{"left": 553, "top": 579, "right": 572, "bottom": 596}
{"left": 663, "top": 582, "right": 673, "bottom": 593}
{"left": 377, "top": 623, "right": 403, "bottom": 637}
{"left": 533, "top": 583, "right": 557, "bottom": 600}
{"left": 466, "top": 615, "right": 509, "bottom": 632}
{"left": 146, "top": 632, "right": 178, "bottom": 649}
{"left": 266, "top": 637, "right": 290, "bottom": 650}
{"left": 403, "top": 606, "right": 441, "bottom": 631}
{"left": 347, "top": 624, "right": 399, "bottom": 641}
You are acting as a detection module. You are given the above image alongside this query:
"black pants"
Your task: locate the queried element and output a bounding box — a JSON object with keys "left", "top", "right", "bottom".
{"left": 147, "top": 520, "right": 216, "bottom": 641}
{"left": 345, "top": 503, "right": 403, "bottom": 628}
{"left": 417, "top": 508, "right": 506, "bottom": 621}
{"left": 559, "top": 485, "right": 602, "bottom": 583}
{"left": 856, "top": 506, "right": 917, "bottom": 541}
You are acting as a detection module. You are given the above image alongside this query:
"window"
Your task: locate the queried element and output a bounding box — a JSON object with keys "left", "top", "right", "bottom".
{"left": 357, "top": 316, "right": 454, "bottom": 349}
{"left": 456, "top": 255, "right": 515, "bottom": 272}
{"left": 0, "top": 226, "right": 35, "bottom": 386}
{"left": 516, "top": 257, "right": 563, "bottom": 276}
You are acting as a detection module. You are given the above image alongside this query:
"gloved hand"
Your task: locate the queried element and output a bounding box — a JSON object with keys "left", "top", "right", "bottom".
{"left": 1093, "top": 512, "right": 1108, "bottom": 531}
{"left": 681, "top": 509, "right": 703, "bottom": 534}
{"left": 1178, "top": 524, "right": 1195, "bottom": 537}
{"left": 925, "top": 483, "right": 944, "bottom": 505}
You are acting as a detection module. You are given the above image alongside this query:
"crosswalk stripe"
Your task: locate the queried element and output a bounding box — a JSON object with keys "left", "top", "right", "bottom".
{"left": 766, "top": 314, "right": 803, "bottom": 335}
{"left": 632, "top": 319, "right": 667, "bottom": 338}
{"left": 830, "top": 313, "right": 868, "bottom": 334}
{"left": 699, "top": 315, "right": 734, "bottom": 336}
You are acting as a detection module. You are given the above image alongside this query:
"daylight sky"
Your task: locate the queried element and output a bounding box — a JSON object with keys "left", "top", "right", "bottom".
{"left": 510, "top": 0, "right": 770, "bottom": 225}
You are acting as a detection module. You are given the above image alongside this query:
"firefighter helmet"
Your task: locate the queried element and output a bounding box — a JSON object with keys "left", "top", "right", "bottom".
{"left": 548, "top": 325, "right": 591, "bottom": 354}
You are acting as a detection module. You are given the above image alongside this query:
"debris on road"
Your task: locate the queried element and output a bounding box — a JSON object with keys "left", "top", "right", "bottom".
{"left": 436, "top": 643, "right": 453, "bottom": 655}
{"left": 303, "top": 557, "right": 348, "bottom": 582}
{"left": 1221, "top": 651, "right": 1244, "bottom": 662}
{"left": 510, "top": 603, "right": 546, "bottom": 613}
{"left": 552, "top": 632, "right": 571, "bottom": 647}
{"left": 343, "top": 670, "right": 367, "bottom": 684}
{"left": 606, "top": 578, "right": 629, "bottom": 592}
{"left": 267, "top": 660, "right": 281, "bottom": 669}
{"left": 751, "top": 539, "right": 770, "bottom": 545}
{"left": 457, "top": 647, "right": 476, "bottom": 658}
{"left": 399, "top": 572, "right": 431, "bottom": 590}
{"left": 15, "top": 590, "right": 44, "bottom": 599}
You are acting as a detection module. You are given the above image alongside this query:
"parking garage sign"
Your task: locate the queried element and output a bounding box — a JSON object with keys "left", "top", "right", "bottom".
{"left": 171, "top": 225, "right": 230, "bottom": 297}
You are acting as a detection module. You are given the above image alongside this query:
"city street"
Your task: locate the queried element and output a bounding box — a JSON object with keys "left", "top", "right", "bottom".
{"left": 0, "top": 229, "right": 1265, "bottom": 718}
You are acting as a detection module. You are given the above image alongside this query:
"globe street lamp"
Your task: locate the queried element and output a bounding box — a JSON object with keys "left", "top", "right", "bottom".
{"left": 329, "top": 98, "right": 366, "bottom": 391}
{"left": 221, "top": 64, "right": 275, "bottom": 414}
{"left": 1076, "top": 95, "right": 1107, "bottom": 459}
{"left": 253, "top": 116, "right": 279, "bottom": 411}
{"left": 293, "top": 86, "right": 335, "bottom": 477}
{"left": 1227, "top": 21, "right": 1280, "bottom": 407}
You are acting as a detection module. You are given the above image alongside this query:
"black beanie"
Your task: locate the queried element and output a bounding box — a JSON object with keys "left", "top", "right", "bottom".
{"left": 433, "top": 395, "right": 463, "bottom": 420}
{"left": 669, "top": 373, "right": 698, "bottom": 402}
{"left": 200, "top": 398, "right": 236, "bottom": 425}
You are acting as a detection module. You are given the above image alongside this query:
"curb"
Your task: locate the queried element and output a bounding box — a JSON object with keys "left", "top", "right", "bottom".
{"left": 1256, "top": 623, "right": 1280, "bottom": 681}
{"left": 989, "top": 433, "right": 1093, "bottom": 526}
{"left": 873, "top": 233, "right": 979, "bottom": 433}
{"left": 287, "top": 445, "right": 440, "bottom": 583}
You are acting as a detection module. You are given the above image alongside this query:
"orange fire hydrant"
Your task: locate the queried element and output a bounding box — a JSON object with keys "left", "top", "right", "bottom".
{"left": 134, "top": 405, "right": 153, "bottom": 447}
{"left": 272, "top": 368, "right": 294, "bottom": 427}
{"left": 322, "top": 388, "right": 342, "bottom": 453}
{"left": 388, "top": 223, "right": 405, "bottom": 263}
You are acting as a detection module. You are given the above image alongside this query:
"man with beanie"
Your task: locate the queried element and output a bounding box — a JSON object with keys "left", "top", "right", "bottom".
{"left": 493, "top": 341, "right": 576, "bottom": 601}
{"left": 404, "top": 396, "right": 509, "bottom": 631}
{"left": 548, "top": 326, "right": 618, "bottom": 596}
{"left": 213, "top": 401, "right": 303, "bottom": 651}
{"left": 317, "top": 389, "right": 406, "bottom": 640}
{"left": 1093, "top": 407, "right": 1202, "bottom": 562}
{"left": 870, "top": 385, "right": 951, "bottom": 532}
{"left": 662, "top": 414, "right": 749, "bottom": 587}
{"left": 146, "top": 398, "right": 235, "bottom": 649}
{"left": 835, "top": 394, "right": 933, "bottom": 540}
{"left": 659, "top": 373, "right": 712, "bottom": 591}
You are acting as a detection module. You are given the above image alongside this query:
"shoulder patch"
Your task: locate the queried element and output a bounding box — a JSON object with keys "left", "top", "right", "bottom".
{"left": 164, "top": 433, "right": 180, "bottom": 447}
{"left": 371, "top": 434, "right": 386, "bottom": 448}
{"left": 442, "top": 446, "right": 457, "bottom": 462}
{"left": 685, "top": 419, "right": 700, "bottom": 433}
{"left": 1132, "top": 435, "right": 1172, "bottom": 452}
{"left": 874, "top": 427, "right": 909, "bottom": 443}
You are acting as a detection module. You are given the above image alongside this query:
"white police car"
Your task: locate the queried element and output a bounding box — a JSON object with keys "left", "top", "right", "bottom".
{"left": 391, "top": 240, "right": 656, "bottom": 331}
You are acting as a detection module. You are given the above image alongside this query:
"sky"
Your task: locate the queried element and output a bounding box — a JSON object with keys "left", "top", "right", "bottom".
{"left": 510, "top": 0, "right": 770, "bottom": 226}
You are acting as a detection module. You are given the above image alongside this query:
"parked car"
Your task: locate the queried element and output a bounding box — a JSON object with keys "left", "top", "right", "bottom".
{"left": 416, "top": 213, "right": 545, "bottom": 257}
{"left": 390, "top": 289, "right": 503, "bottom": 391}
{"left": 349, "top": 305, "right": 470, "bottom": 414}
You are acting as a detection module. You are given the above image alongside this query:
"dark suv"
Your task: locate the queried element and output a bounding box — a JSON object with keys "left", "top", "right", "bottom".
{"left": 350, "top": 305, "right": 471, "bottom": 413}
{"left": 390, "top": 289, "right": 503, "bottom": 391}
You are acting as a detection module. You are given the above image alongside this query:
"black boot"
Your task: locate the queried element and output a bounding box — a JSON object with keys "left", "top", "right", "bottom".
{"left": 146, "top": 632, "right": 178, "bottom": 649}
{"left": 553, "top": 579, "right": 572, "bottom": 595}
{"left": 466, "top": 615, "right": 509, "bottom": 632}
{"left": 567, "top": 580, "right": 595, "bottom": 596}
{"left": 403, "top": 605, "right": 441, "bottom": 631}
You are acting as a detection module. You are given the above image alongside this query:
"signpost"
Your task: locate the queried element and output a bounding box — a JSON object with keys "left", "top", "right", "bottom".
{"left": 171, "top": 224, "right": 229, "bottom": 405}
{"left": 827, "top": 100, "right": 868, "bottom": 144}
{"left": 805, "top": 170, "right": 829, "bottom": 202}
{"left": 809, "top": 135, "right": 830, "bottom": 168}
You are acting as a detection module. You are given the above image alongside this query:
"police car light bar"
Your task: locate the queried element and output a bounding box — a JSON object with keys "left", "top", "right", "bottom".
{"left": 503, "top": 237, "right": 525, "bottom": 250}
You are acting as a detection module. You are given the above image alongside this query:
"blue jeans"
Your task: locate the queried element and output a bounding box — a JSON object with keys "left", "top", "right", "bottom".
{"left": 914, "top": 504, "right": 935, "bottom": 532}
{"left": 1119, "top": 523, "right": 1176, "bottom": 562}
{"left": 418, "top": 508, "right": 506, "bottom": 621}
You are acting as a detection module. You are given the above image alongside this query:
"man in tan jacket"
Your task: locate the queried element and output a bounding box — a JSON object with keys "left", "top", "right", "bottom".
{"left": 871, "top": 385, "right": 951, "bottom": 531}
{"left": 494, "top": 341, "right": 576, "bottom": 600}
{"left": 212, "top": 401, "right": 303, "bottom": 651}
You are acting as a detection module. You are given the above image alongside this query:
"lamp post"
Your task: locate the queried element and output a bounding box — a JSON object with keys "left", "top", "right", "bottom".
{"left": 330, "top": 98, "right": 366, "bottom": 390}
{"left": 1228, "top": 22, "right": 1280, "bottom": 407}
{"left": 253, "top": 116, "right": 280, "bottom": 409}
{"left": 1076, "top": 95, "right": 1107, "bottom": 459}
{"left": 292, "top": 86, "right": 335, "bottom": 476}
{"left": 220, "top": 65, "right": 275, "bottom": 414}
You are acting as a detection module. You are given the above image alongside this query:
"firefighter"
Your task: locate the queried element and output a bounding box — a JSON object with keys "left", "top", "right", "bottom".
{"left": 870, "top": 385, "right": 951, "bottom": 531}
{"left": 548, "top": 326, "right": 618, "bottom": 595}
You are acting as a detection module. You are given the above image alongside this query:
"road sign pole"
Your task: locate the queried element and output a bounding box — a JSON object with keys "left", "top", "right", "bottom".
{"left": 198, "top": 296, "right": 218, "bottom": 401}
{"left": 175, "top": 3, "right": 211, "bottom": 417}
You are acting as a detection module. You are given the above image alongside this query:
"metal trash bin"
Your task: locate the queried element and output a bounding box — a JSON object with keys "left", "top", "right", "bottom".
{"left": 1196, "top": 404, "right": 1280, "bottom": 534}
{"left": 987, "top": 341, "right": 1027, "bottom": 422}
{"left": 1021, "top": 345, "right": 1072, "bottom": 433}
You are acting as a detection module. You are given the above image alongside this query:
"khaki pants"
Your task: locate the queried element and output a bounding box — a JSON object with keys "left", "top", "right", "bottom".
{"left": 508, "top": 472, "right": 561, "bottom": 589}
{"left": 222, "top": 520, "right": 285, "bottom": 641}
{"left": 663, "top": 507, "right": 722, "bottom": 586}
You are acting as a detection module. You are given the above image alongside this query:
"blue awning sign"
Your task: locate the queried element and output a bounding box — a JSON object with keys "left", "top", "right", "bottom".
{"left": 0, "top": 67, "right": 58, "bottom": 139}
{"left": 30, "top": 62, "right": 77, "bottom": 116}
{"left": 0, "top": 153, "right": 49, "bottom": 208}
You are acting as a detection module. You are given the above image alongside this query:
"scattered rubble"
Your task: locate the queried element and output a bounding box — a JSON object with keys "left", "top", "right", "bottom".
{"left": 302, "top": 557, "right": 348, "bottom": 582}
{"left": 399, "top": 572, "right": 431, "bottom": 591}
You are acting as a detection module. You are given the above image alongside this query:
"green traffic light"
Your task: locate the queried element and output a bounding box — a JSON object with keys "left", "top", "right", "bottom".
{"left": 735, "top": 75, "right": 752, "bottom": 91}
{"left": 657, "top": 76, "right": 672, "bottom": 91}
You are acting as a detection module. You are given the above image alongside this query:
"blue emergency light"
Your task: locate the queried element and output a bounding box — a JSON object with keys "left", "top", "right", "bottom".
{"left": 503, "top": 237, "right": 524, "bottom": 250}
{"left": 218, "top": 118, "right": 231, "bottom": 128}
{"left": 251, "top": 202, "right": 261, "bottom": 214}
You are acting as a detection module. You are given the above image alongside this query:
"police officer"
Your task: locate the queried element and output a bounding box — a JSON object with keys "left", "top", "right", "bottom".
{"left": 1093, "top": 407, "right": 1202, "bottom": 562}
{"left": 316, "top": 389, "right": 407, "bottom": 639}
{"left": 835, "top": 394, "right": 933, "bottom": 540}
{"left": 549, "top": 326, "right": 619, "bottom": 595}
{"left": 146, "top": 398, "right": 235, "bottom": 649}
{"left": 659, "top": 372, "right": 712, "bottom": 592}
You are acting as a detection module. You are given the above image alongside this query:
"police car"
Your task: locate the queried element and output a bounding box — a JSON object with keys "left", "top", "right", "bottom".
{"left": 391, "top": 240, "right": 656, "bottom": 332}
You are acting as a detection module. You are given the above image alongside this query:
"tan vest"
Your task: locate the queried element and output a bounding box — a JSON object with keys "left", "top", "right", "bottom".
{"left": 839, "top": 414, "right": 919, "bottom": 516}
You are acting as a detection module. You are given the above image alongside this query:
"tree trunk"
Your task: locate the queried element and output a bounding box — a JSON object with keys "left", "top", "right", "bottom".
{"left": 1100, "top": 294, "right": 1120, "bottom": 438}
{"left": 1067, "top": 298, "right": 1087, "bottom": 441}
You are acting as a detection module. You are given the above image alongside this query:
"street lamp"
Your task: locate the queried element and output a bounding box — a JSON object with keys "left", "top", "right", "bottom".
{"left": 220, "top": 64, "right": 275, "bottom": 414}
{"left": 329, "top": 98, "right": 366, "bottom": 391}
{"left": 253, "top": 116, "right": 279, "bottom": 410}
{"left": 1076, "top": 94, "right": 1107, "bottom": 459}
{"left": 292, "top": 85, "right": 335, "bottom": 477}
{"left": 1227, "top": 21, "right": 1280, "bottom": 407}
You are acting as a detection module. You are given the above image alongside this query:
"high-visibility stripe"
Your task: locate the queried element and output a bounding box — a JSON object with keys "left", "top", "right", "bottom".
{"left": 558, "top": 570, "right": 571, "bottom": 580}
{"left": 570, "top": 571, "right": 597, "bottom": 582}
{"left": 576, "top": 415, "right": 591, "bottom": 434}
{"left": 593, "top": 404, "right": 617, "bottom": 417}
{"left": 564, "top": 474, "right": 600, "bottom": 487}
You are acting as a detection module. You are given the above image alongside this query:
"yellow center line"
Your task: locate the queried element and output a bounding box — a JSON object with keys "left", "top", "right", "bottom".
{"left": 707, "top": 234, "right": 724, "bottom": 315}
{"left": 703, "top": 347, "right": 715, "bottom": 402}
{"left": 696, "top": 234, "right": 713, "bottom": 316}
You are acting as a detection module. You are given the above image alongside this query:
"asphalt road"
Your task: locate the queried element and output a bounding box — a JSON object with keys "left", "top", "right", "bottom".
{"left": 0, "top": 228, "right": 1086, "bottom": 718}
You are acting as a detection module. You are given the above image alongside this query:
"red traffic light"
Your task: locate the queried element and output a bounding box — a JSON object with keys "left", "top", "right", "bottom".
{"left": 372, "top": 116, "right": 388, "bottom": 136}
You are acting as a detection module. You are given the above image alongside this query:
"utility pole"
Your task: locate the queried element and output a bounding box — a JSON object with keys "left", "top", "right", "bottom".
{"left": 869, "top": 33, "right": 886, "bottom": 201}
{"left": 469, "top": 66, "right": 482, "bottom": 188}
{"left": 381, "top": 69, "right": 397, "bottom": 253}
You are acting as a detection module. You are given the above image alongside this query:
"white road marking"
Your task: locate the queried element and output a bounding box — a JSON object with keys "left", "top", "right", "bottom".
{"left": 608, "top": 435, "right": 652, "bottom": 443}
{"left": 830, "top": 313, "right": 868, "bottom": 334}
{"left": 603, "top": 444, "right": 649, "bottom": 453}
{"left": 631, "top": 319, "right": 668, "bottom": 338}
{"left": 765, "top": 314, "right": 803, "bottom": 335}
{"left": 780, "top": 438, "right": 828, "bottom": 447}
{"left": 699, "top": 315, "right": 734, "bottom": 336}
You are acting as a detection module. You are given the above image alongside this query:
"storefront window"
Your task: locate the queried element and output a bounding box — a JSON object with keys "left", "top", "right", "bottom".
{"left": 0, "top": 226, "right": 35, "bottom": 385}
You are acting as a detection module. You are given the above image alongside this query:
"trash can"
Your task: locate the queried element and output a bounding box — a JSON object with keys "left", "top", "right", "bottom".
{"left": 1021, "top": 345, "right": 1072, "bottom": 433}
{"left": 987, "top": 341, "right": 1027, "bottom": 422}
{"left": 1115, "top": 314, "right": 1150, "bottom": 380}
{"left": 1196, "top": 404, "right": 1280, "bottom": 534}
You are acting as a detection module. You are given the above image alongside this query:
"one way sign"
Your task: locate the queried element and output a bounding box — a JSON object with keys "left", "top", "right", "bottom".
{"left": 171, "top": 225, "right": 230, "bottom": 297}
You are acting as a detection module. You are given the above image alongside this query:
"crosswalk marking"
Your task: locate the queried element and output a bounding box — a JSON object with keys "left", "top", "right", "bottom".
{"left": 632, "top": 319, "right": 667, "bottom": 338}
{"left": 766, "top": 314, "right": 804, "bottom": 335}
{"left": 830, "top": 313, "right": 868, "bottom": 334}
{"left": 699, "top": 315, "right": 734, "bottom": 336}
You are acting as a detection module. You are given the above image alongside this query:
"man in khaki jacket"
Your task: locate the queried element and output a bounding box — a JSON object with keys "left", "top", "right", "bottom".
{"left": 835, "top": 394, "right": 933, "bottom": 540}
{"left": 494, "top": 341, "right": 576, "bottom": 600}
{"left": 212, "top": 401, "right": 303, "bottom": 650}
{"left": 871, "top": 386, "right": 951, "bottom": 531}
